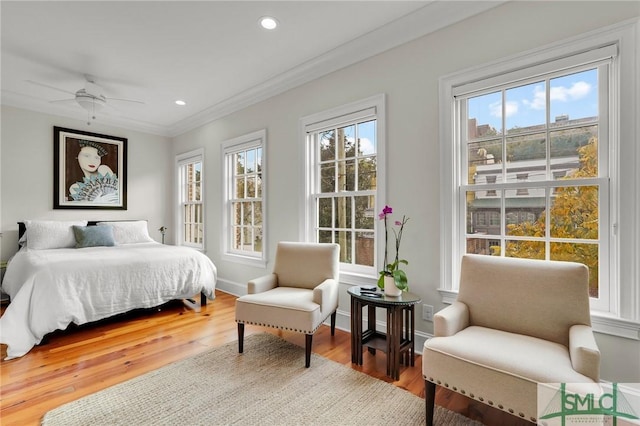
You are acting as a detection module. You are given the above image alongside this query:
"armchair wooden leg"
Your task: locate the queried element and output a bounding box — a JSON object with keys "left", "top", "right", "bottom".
{"left": 330, "top": 311, "right": 337, "bottom": 336}
{"left": 425, "top": 380, "right": 436, "bottom": 426}
{"left": 238, "top": 323, "right": 244, "bottom": 353}
{"left": 305, "top": 334, "right": 313, "bottom": 368}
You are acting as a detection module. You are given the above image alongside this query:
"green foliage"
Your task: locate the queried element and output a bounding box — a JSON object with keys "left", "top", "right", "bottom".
{"left": 505, "top": 137, "right": 599, "bottom": 296}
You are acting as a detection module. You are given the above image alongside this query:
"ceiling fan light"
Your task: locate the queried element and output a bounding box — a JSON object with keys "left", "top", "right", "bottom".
{"left": 75, "top": 91, "right": 106, "bottom": 112}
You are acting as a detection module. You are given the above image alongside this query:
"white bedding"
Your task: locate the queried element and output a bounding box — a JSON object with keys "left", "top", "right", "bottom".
{"left": 0, "top": 242, "right": 217, "bottom": 359}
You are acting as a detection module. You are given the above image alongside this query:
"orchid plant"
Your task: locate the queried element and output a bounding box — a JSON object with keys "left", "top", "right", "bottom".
{"left": 377, "top": 205, "right": 410, "bottom": 291}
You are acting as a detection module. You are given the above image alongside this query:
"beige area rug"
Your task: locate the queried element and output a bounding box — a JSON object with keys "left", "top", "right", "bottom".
{"left": 42, "top": 333, "right": 480, "bottom": 426}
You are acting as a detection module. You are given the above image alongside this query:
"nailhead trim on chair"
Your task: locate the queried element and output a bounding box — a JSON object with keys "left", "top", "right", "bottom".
{"left": 235, "top": 317, "right": 329, "bottom": 335}
{"left": 423, "top": 376, "right": 537, "bottom": 423}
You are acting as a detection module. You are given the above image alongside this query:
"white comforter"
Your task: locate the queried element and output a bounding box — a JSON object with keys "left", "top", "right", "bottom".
{"left": 0, "top": 242, "right": 217, "bottom": 359}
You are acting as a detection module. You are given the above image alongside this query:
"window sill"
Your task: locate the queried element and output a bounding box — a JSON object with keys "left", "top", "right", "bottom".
{"left": 339, "top": 270, "right": 378, "bottom": 287}
{"left": 438, "top": 288, "right": 640, "bottom": 340}
{"left": 221, "top": 253, "right": 267, "bottom": 268}
{"left": 591, "top": 313, "right": 640, "bottom": 340}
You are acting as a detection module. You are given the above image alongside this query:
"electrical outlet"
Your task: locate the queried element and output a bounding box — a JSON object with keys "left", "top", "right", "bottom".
{"left": 422, "top": 304, "right": 434, "bottom": 322}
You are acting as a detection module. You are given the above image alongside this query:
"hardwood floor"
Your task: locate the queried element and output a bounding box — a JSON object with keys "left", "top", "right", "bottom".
{"left": 1, "top": 290, "right": 530, "bottom": 425}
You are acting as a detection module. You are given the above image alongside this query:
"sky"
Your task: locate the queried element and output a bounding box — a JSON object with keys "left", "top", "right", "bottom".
{"left": 468, "top": 68, "right": 598, "bottom": 132}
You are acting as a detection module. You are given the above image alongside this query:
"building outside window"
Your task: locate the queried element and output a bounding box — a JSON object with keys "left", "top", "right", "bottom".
{"left": 301, "top": 95, "right": 385, "bottom": 281}
{"left": 222, "top": 130, "right": 266, "bottom": 267}
{"left": 176, "top": 149, "right": 204, "bottom": 249}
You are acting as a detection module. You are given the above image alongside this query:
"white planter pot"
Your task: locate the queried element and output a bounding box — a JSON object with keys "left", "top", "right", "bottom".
{"left": 384, "top": 275, "right": 402, "bottom": 297}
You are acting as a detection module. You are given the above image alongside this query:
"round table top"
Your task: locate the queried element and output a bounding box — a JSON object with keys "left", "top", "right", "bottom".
{"left": 347, "top": 286, "right": 421, "bottom": 305}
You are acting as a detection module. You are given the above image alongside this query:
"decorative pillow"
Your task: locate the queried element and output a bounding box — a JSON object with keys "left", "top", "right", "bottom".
{"left": 73, "top": 225, "right": 116, "bottom": 248}
{"left": 24, "top": 220, "right": 88, "bottom": 250}
{"left": 96, "top": 220, "right": 154, "bottom": 244}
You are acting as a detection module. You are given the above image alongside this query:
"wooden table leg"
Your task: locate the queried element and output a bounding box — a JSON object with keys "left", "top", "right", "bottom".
{"left": 350, "top": 296, "right": 357, "bottom": 364}
{"left": 367, "top": 305, "right": 376, "bottom": 355}
{"left": 386, "top": 307, "right": 393, "bottom": 378}
{"left": 394, "top": 306, "right": 402, "bottom": 380}
{"left": 409, "top": 305, "right": 415, "bottom": 366}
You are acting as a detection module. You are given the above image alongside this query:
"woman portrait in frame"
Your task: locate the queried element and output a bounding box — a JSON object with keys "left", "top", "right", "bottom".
{"left": 54, "top": 126, "right": 127, "bottom": 209}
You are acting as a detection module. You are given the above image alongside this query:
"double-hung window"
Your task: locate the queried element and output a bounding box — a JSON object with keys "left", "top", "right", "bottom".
{"left": 461, "top": 57, "right": 611, "bottom": 311}
{"left": 440, "top": 22, "right": 640, "bottom": 334}
{"left": 301, "top": 95, "right": 385, "bottom": 281}
{"left": 176, "top": 149, "right": 204, "bottom": 249}
{"left": 222, "top": 130, "right": 266, "bottom": 267}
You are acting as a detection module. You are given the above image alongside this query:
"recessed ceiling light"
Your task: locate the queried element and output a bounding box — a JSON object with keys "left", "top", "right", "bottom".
{"left": 260, "top": 16, "right": 278, "bottom": 30}
{"left": 175, "top": 100, "right": 186, "bottom": 106}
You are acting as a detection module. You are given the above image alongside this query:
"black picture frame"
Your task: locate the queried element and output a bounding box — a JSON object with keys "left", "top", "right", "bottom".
{"left": 53, "top": 126, "right": 127, "bottom": 210}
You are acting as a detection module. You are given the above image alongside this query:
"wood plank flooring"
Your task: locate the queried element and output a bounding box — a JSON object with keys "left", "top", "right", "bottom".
{"left": 1, "top": 290, "right": 530, "bottom": 425}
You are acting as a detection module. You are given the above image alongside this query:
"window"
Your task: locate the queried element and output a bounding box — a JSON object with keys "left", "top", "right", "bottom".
{"left": 222, "top": 130, "right": 266, "bottom": 267}
{"left": 463, "top": 56, "right": 610, "bottom": 308}
{"left": 440, "top": 22, "right": 640, "bottom": 337}
{"left": 176, "top": 149, "right": 204, "bottom": 249}
{"left": 301, "top": 95, "right": 385, "bottom": 282}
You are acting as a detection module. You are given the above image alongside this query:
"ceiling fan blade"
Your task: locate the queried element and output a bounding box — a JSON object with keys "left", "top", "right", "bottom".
{"left": 25, "top": 80, "right": 76, "bottom": 96}
{"left": 50, "top": 98, "right": 78, "bottom": 105}
{"left": 106, "top": 97, "right": 145, "bottom": 105}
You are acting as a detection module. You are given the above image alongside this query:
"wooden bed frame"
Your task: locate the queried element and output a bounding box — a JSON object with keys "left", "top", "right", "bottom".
{"left": 17, "top": 221, "right": 207, "bottom": 307}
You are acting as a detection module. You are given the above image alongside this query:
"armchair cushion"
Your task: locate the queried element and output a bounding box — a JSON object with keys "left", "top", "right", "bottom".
{"left": 457, "top": 254, "right": 591, "bottom": 347}
{"left": 273, "top": 242, "right": 339, "bottom": 289}
{"left": 236, "top": 287, "right": 322, "bottom": 334}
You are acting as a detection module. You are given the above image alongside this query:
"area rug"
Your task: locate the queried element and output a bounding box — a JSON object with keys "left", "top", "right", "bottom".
{"left": 41, "top": 333, "right": 480, "bottom": 425}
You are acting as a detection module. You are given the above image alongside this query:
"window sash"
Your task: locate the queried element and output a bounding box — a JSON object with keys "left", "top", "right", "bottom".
{"left": 308, "top": 122, "right": 378, "bottom": 273}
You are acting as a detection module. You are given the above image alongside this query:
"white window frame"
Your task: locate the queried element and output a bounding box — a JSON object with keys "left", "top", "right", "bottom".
{"left": 300, "top": 94, "right": 386, "bottom": 285}
{"left": 175, "top": 148, "right": 205, "bottom": 250}
{"left": 221, "top": 129, "right": 267, "bottom": 268}
{"left": 439, "top": 21, "right": 639, "bottom": 339}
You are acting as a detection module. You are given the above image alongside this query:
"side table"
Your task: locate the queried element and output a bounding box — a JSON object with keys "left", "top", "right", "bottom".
{"left": 348, "top": 286, "right": 421, "bottom": 380}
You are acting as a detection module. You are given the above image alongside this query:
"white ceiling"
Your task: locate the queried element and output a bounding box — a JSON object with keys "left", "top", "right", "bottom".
{"left": 1, "top": 1, "right": 503, "bottom": 137}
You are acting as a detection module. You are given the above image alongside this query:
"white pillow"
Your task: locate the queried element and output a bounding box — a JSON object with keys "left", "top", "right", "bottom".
{"left": 25, "top": 220, "right": 89, "bottom": 250}
{"left": 97, "top": 221, "right": 154, "bottom": 244}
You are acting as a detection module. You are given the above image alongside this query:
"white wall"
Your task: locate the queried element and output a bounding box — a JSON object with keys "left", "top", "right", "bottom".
{"left": 172, "top": 1, "right": 640, "bottom": 383}
{"left": 0, "top": 106, "right": 173, "bottom": 258}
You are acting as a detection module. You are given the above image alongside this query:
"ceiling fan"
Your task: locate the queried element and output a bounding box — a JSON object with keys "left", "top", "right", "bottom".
{"left": 26, "top": 76, "right": 144, "bottom": 125}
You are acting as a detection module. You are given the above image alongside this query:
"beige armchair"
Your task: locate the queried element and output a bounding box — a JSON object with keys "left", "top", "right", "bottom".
{"left": 423, "top": 254, "right": 600, "bottom": 424}
{"left": 235, "top": 242, "right": 340, "bottom": 367}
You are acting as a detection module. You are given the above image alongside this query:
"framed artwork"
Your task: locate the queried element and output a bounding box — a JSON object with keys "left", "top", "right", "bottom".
{"left": 53, "top": 126, "right": 127, "bottom": 210}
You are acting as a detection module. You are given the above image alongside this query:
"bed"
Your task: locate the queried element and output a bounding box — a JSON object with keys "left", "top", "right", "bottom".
{"left": 0, "top": 220, "right": 217, "bottom": 360}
